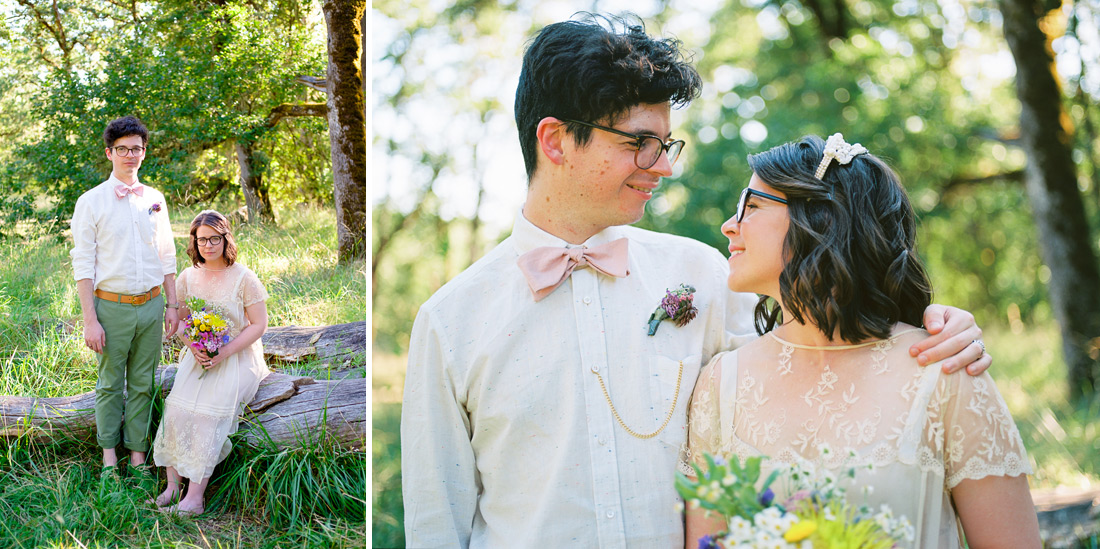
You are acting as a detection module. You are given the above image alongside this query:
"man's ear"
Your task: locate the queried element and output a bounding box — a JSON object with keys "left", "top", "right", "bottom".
{"left": 536, "top": 117, "right": 567, "bottom": 166}
{"left": 105, "top": 148, "right": 112, "bottom": 160}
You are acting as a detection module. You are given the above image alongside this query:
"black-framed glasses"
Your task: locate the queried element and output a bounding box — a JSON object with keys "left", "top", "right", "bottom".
{"left": 196, "top": 235, "right": 225, "bottom": 246}
{"left": 736, "top": 188, "right": 788, "bottom": 222}
{"left": 112, "top": 146, "right": 146, "bottom": 157}
{"left": 560, "top": 118, "right": 685, "bottom": 170}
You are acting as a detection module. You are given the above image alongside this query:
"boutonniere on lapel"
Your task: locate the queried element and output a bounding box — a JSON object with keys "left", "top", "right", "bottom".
{"left": 148, "top": 202, "right": 162, "bottom": 215}
{"left": 647, "top": 284, "right": 698, "bottom": 336}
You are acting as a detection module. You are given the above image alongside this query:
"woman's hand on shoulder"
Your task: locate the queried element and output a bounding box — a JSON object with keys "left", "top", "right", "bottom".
{"left": 910, "top": 304, "right": 990, "bottom": 375}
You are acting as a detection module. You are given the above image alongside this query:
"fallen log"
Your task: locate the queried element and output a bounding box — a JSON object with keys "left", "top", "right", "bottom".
{"left": 0, "top": 323, "right": 367, "bottom": 450}
{"left": 262, "top": 321, "right": 366, "bottom": 366}
{"left": 1033, "top": 487, "right": 1100, "bottom": 548}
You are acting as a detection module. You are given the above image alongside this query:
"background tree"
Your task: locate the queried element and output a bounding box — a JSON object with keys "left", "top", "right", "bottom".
{"left": 323, "top": 0, "right": 366, "bottom": 263}
{"left": 1001, "top": 0, "right": 1100, "bottom": 397}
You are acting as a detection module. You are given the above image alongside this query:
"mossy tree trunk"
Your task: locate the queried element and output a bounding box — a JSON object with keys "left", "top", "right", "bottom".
{"left": 323, "top": 0, "right": 367, "bottom": 264}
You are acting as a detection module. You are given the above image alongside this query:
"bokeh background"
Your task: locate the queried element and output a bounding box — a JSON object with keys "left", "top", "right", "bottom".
{"left": 372, "top": 0, "right": 1100, "bottom": 546}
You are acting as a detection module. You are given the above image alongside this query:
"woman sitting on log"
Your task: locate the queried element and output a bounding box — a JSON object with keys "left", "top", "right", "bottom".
{"left": 150, "top": 210, "right": 270, "bottom": 515}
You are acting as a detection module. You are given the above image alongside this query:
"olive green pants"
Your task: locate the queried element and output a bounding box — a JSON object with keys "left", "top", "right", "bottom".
{"left": 93, "top": 293, "right": 163, "bottom": 452}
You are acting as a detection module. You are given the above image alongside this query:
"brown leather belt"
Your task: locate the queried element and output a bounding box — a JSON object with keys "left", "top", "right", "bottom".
{"left": 94, "top": 286, "right": 161, "bottom": 306}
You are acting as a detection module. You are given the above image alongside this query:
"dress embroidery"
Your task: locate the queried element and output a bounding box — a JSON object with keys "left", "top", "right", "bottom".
{"left": 679, "top": 328, "right": 1032, "bottom": 548}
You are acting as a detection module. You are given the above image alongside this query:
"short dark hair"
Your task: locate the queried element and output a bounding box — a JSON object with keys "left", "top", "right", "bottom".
{"left": 103, "top": 116, "right": 148, "bottom": 148}
{"left": 515, "top": 13, "right": 702, "bottom": 179}
{"left": 186, "top": 210, "right": 239, "bottom": 267}
{"left": 746, "top": 135, "right": 933, "bottom": 342}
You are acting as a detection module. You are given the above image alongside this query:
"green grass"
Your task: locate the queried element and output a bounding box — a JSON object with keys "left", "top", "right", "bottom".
{"left": 370, "top": 326, "right": 1100, "bottom": 547}
{"left": 0, "top": 204, "right": 367, "bottom": 547}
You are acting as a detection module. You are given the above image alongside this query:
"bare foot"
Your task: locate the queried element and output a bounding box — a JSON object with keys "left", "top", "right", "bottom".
{"left": 149, "top": 486, "right": 180, "bottom": 507}
{"left": 166, "top": 500, "right": 204, "bottom": 516}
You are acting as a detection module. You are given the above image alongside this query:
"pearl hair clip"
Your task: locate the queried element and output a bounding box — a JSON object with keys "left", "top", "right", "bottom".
{"left": 815, "top": 133, "right": 868, "bottom": 179}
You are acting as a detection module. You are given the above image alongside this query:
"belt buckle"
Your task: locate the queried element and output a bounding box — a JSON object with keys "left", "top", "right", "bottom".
{"left": 132, "top": 294, "right": 148, "bottom": 306}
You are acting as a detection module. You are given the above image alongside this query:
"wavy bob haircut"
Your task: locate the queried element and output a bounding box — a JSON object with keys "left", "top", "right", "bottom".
{"left": 745, "top": 135, "right": 933, "bottom": 342}
{"left": 186, "top": 210, "right": 238, "bottom": 267}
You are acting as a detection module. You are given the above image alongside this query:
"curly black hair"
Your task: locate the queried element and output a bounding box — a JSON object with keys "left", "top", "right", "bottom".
{"left": 102, "top": 115, "right": 148, "bottom": 148}
{"left": 515, "top": 13, "right": 702, "bottom": 179}
{"left": 746, "top": 135, "right": 933, "bottom": 342}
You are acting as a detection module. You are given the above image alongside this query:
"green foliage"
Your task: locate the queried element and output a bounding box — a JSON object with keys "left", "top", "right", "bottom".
{"left": 370, "top": 354, "right": 404, "bottom": 549}
{"left": 0, "top": 205, "right": 365, "bottom": 547}
{"left": 634, "top": 0, "right": 1066, "bottom": 339}
{"left": 675, "top": 454, "right": 780, "bottom": 519}
{"left": 1, "top": 0, "right": 329, "bottom": 223}
{"left": 372, "top": 199, "right": 497, "bottom": 354}
{"left": 0, "top": 204, "right": 364, "bottom": 397}
{"left": 0, "top": 435, "right": 365, "bottom": 548}
{"left": 209, "top": 425, "right": 367, "bottom": 533}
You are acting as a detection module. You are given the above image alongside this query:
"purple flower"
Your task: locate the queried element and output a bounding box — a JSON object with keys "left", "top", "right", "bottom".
{"left": 697, "top": 534, "right": 718, "bottom": 549}
{"left": 148, "top": 202, "right": 162, "bottom": 214}
{"left": 647, "top": 284, "right": 699, "bottom": 336}
{"left": 758, "top": 487, "right": 775, "bottom": 506}
{"left": 661, "top": 291, "right": 681, "bottom": 317}
{"left": 785, "top": 489, "right": 812, "bottom": 507}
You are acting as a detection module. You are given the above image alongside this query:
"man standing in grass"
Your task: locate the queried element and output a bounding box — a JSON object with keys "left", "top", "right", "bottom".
{"left": 71, "top": 115, "right": 179, "bottom": 477}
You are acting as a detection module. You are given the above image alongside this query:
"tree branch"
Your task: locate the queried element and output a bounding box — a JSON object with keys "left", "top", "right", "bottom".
{"left": 941, "top": 170, "right": 1025, "bottom": 194}
{"left": 264, "top": 102, "right": 327, "bottom": 128}
{"left": 295, "top": 75, "right": 328, "bottom": 93}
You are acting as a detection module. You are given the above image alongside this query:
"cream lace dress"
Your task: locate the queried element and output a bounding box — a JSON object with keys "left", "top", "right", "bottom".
{"left": 679, "top": 326, "right": 1031, "bottom": 548}
{"left": 152, "top": 263, "right": 271, "bottom": 481}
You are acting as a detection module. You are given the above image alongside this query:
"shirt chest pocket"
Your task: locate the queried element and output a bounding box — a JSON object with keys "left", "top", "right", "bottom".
{"left": 648, "top": 354, "right": 701, "bottom": 447}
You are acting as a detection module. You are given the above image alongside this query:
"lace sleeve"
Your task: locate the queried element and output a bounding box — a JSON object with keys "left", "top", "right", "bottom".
{"left": 239, "top": 268, "right": 269, "bottom": 307}
{"left": 942, "top": 371, "right": 1032, "bottom": 488}
{"left": 678, "top": 352, "right": 728, "bottom": 476}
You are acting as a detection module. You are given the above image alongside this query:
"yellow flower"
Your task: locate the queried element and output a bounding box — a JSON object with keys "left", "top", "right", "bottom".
{"left": 784, "top": 521, "right": 817, "bottom": 542}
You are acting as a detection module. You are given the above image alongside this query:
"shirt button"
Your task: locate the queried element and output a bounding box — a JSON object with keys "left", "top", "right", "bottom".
{"left": 606, "top": 510, "right": 615, "bottom": 519}
{"left": 598, "top": 437, "right": 607, "bottom": 446}
{"left": 583, "top": 296, "right": 592, "bottom": 305}
{"left": 590, "top": 364, "right": 599, "bottom": 373}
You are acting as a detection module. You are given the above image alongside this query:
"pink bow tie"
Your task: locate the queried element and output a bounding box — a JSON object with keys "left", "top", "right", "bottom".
{"left": 114, "top": 184, "right": 144, "bottom": 199}
{"left": 516, "top": 238, "right": 630, "bottom": 302}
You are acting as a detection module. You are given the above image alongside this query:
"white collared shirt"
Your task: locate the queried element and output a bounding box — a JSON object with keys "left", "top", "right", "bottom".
{"left": 402, "top": 211, "right": 758, "bottom": 548}
{"left": 70, "top": 174, "right": 176, "bottom": 294}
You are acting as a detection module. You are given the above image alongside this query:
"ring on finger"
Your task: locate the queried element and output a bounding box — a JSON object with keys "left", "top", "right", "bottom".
{"left": 972, "top": 339, "right": 986, "bottom": 356}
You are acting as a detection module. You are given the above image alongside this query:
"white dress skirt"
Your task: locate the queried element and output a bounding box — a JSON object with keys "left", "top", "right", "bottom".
{"left": 152, "top": 263, "right": 271, "bottom": 481}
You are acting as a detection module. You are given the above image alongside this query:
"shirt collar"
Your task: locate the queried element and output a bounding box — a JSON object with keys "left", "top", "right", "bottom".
{"left": 511, "top": 208, "right": 626, "bottom": 255}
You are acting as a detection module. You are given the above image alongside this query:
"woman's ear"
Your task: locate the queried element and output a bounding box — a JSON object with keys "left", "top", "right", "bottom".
{"left": 536, "top": 117, "right": 567, "bottom": 165}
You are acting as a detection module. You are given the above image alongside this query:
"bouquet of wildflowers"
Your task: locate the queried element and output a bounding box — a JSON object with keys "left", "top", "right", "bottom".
{"left": 183, "top": 297, "right": 231, "bottom": 379}
{"left": 676, "top": 447, "right": 914, "bottom": 548}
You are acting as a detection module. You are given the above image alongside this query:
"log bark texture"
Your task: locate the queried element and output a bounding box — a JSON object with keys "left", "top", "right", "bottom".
{"left": 0, "top": 323, "right": 366, "bottom": 450}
